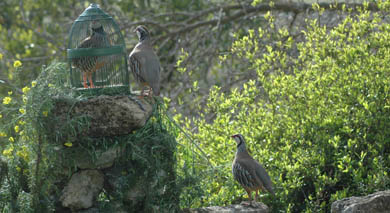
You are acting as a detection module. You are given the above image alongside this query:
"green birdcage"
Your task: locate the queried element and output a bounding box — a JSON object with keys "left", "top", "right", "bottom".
{"left": 67, "top": 3, "right": 130, "bottom": 95}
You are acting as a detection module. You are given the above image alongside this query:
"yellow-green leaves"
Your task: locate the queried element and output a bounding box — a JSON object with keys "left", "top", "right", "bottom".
{"left": 251, "top": 0, "right": 262, "bottom": 7}
{"left": 179, "top": 3, "right": 390, "bottom": 212}
{"left": 64, "top": 142, "right": 73, "bottom": 147}
{"left": 176, "top": 48, "right": 189, "bottom": 74}
{"left": 42, "top": 111, "right": 48, "bottom": 117}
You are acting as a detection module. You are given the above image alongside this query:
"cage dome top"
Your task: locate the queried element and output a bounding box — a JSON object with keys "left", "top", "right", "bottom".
{"left": 76, "top": 3, "right": 111, "bottom": 22}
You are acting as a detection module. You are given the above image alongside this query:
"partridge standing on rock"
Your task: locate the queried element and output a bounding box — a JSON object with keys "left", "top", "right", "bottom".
{"left": 231, "top": 134, "right": 274, "bottom": 206}
{"left": 72, "top": 21, "right": 110, "bottom": 88}
{"left": 128, "top": 25, "right": 161, "bottom": 97}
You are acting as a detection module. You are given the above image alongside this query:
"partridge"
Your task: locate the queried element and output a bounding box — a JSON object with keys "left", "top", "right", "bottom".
{"left": 128, "top": 25, "right": 161, "bottom": 96}
{"left": 72, "top": 21, "right": 109, "bottom": 88}
{"left": 231, "top": 134, "right": 274, "bottom": 206}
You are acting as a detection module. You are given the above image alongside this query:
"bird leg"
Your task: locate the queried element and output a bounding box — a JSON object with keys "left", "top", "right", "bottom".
{"left": 88, "top": 72, "right": 94, "bottom": 88}
{"left": 249, "top": 190, "right": 265, "bottom": 208}
{"left": 140, "top": 83, "right": 152, "bottom": 97}
{"left": 83, "top": 72, "right": 88, "bottom": 88}
{"left": 82, "top": 72, "right": 95, "bottom": 88}
{"left": 142, "top": 87, "right": 148, "bottom": 96}
{"left": 88, "top": 60, "right": 106, "bottom": 88}
{"left": 240, "top": 189, "right": 252, "bottom": 206}
{"left": 250, "top": 190, "right": 261, "bottom": 207}
{"left": 146, "top": 87, "right": 153, "bottom": 98}
{"left": 137, "top": 86, "right": 146, "bottom": 99}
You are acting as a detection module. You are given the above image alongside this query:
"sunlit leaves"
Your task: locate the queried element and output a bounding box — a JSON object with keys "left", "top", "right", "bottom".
{"left": 178, "top": 3, "right": 390, "bottom": 212}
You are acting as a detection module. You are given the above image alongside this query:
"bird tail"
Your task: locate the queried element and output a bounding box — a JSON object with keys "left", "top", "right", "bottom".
{"left": 264, "top": 183, "right": 275, "bottom": 196}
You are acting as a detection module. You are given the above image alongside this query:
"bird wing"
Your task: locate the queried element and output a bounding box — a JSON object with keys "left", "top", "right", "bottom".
{"left": 78, "top": 36, "right": 94, "bottom": 48}
{"left": 142, "top": 49, "right": 160, "bottom": 95}
{"left": 232, "top": 160, "right": 257, "bottom": 189}
{"left": 235, "top": 154, "right": 274, "bottom": 194}
{"left": 73, "top": 33, "right": 106, "bottom": 70}
{"left": 72, "top": 36, "right": 93, "bottom": 69}
{"left": 252, "top": 160, "right": 275, "bottom": 195}
{"left": 129, "top": 47, "right": 147, "bottom": 84}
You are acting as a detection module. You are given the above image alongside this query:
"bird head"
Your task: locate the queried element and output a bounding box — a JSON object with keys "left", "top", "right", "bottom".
{"left": 134, "top": 25, "right": 150, "bottom": 42}
{"left": 231, "top": 134, "right": 249, "bottom": 153}
{"left": 91, "top": 21, "right": 104, "bottom": 34}
{"left": 231, "top": 134, "right": 245, "bottom": 147}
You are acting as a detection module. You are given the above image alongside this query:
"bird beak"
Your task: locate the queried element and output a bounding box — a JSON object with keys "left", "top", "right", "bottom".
{"left": 133, "top": 28, "right": 138, "bottom": 33}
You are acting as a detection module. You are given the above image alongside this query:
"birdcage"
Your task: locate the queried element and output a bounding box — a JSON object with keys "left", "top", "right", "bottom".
{"left": 67, "top": 3, "right": 129, "bottom": 95}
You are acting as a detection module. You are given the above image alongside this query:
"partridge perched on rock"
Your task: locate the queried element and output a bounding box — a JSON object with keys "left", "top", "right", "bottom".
{"left": 231, "top": 134, "right": 274, "bottom": 206}
{"left": 72, "top": 21, "right": 110, "bottom": 88}
{"left": 128, "top": 25, "right": 161, "bottom": 97}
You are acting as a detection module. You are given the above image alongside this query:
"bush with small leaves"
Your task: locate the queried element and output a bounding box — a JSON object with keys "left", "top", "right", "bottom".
{"left": 177, "top": 2, "right": 390, "bottom": 212}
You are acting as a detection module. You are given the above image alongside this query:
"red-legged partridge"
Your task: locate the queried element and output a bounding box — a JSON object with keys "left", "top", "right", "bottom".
{"left": 231, "top": 134, "right": 274, "bottom": 206}
{"left": 128, "top": 25, "right": 161, "bottom": 97}
{"left": 72, "top": 21, "right": 110, "bottom": 88}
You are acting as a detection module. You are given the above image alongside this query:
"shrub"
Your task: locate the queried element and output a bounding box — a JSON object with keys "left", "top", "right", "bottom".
{"left": 177, "top": 2, "right": 390, "bottom": 212}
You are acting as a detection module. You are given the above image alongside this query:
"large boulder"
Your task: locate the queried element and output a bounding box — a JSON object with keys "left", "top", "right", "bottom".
{"left": 51, "top": 95, "right": 153, "bottom": 138}
{"left": 331, "top": 190, "right": 390, "bottom": 213}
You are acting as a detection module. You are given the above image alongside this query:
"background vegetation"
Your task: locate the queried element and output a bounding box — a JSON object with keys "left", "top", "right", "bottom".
{"left": 1, "top": 0, "right": 390, "bottom": 212}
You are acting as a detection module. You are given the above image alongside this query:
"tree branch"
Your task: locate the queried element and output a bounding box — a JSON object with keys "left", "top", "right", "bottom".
{"left": 150, "top": 2, "right": 379, "bottom": 43}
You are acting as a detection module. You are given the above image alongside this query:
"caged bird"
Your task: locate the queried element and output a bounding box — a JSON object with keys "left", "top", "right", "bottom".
{"left": 72, "top": 21, "right": 110, "bottom": 88}
{"left": 128, "top": 25, "right": 161, "bottom": 97}
{"left": 231, "top": 134, "right": 275, "bottom": 206}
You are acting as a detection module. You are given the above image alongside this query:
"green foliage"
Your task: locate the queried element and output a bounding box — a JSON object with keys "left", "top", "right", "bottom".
{"left": 0, "top": 62, "right": 73, "bottom": 212}
{"left": 0, "top": 62, "right": 188, "bottom": 212}
{"left": 177, "top": 2, "right": 390, "bottom": 212}
{"left": 94, "top": 102, "right": 181, "bottom": 212}
{"left": 2, "top": 1, "right": 390, "bottom": 212}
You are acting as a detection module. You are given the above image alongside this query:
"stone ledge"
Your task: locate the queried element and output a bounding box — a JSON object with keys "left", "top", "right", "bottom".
{"left": 51, "top": 95, "right": 153, "bottom": 138}
{"left": 331, "top": 190, "right": 390, "bottom": 213}
{"left": 184, "top": 202, "right": 269, "bottom": 213}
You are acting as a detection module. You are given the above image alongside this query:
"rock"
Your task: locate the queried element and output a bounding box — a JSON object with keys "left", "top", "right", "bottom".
{"left": 185, "top": 202, "right": 269, "bottom": 213}
{"left": 331, "top": 190, "right": 390, "bottom": 213}
{"left": 60, "top": 170, "right": 104, "bottom": 211}
{"left": 75, "top": 147, "right": 123, "bottom": 169}
{"left": 77, "top": 207, "right": 99, "bottom": 213}
{"left": 126, "top": 181, "right": 147, "bottom": 202}
{"left": 51, "top": 95, "right": 153, "bottom": 138}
